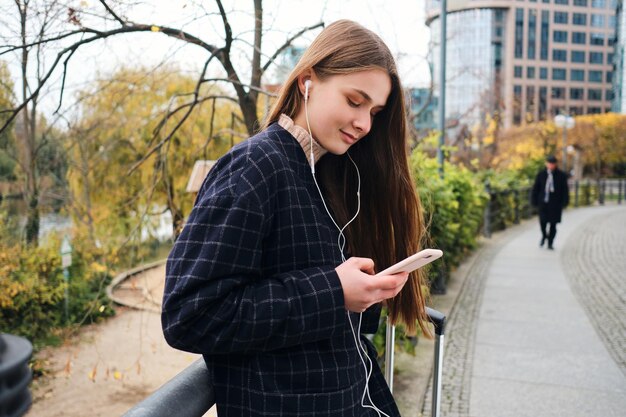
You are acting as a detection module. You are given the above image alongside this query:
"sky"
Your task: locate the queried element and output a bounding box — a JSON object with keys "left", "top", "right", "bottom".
{"left": 1, "top": 0, "right": 433, "bottom": 118}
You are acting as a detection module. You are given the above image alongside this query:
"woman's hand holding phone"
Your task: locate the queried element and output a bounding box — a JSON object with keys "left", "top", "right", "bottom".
{"left": 335, "top": 249, "right": 443, "bottom": 313}
{"left": 335, "top": 257, "right": 408, "bottom": 313}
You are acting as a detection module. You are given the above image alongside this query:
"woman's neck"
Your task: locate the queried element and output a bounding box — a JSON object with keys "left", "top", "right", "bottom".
{"left": 278, "top": 114, "right": 327, "bottom": 166}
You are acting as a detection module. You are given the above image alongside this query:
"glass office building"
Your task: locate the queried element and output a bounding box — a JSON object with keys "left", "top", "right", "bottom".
{"left": 426, "top": 0, "right": 618, "bottom": 129}
{"left": 612, "top": 1, "right": 626, "bottom": 112}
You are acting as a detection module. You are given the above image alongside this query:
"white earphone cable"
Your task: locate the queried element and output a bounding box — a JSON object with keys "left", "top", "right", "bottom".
{"left": 303, "top": 83, "right": 389, "bottom": 417}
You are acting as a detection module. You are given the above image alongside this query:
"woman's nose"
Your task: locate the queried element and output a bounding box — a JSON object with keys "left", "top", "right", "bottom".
{"left": 353, "top": 111, "right": 371, "bottom": 135}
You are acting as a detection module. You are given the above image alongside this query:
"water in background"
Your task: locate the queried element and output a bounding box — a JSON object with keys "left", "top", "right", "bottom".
{"left": 1, "top": 197, "right": 173, "bottom": 243}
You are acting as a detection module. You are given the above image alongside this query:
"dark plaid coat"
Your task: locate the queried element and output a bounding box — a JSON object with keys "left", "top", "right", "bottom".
{"left": 162, "top": 123, "right": 400, "bottom": 417}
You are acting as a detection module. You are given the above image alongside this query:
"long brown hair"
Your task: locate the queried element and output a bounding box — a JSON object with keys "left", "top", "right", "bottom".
{"left": 263, "top": 20, "right": 431, "bottom": 337}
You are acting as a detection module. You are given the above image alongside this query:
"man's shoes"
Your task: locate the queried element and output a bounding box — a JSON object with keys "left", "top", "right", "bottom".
{"left": 547, "top": 243, "right": 554, "bottom": 250}
{"left": 540, "top": 237, "right": 546, "bottom": 247}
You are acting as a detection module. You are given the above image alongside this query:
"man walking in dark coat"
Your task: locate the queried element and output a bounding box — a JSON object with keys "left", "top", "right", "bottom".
{"left": 531, "top": 155, "right": 570, "bottom": 250}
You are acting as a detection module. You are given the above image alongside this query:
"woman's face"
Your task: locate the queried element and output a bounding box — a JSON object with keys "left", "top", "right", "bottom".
{"left": 293, "top": 69, "right": 392, "bottom": 155}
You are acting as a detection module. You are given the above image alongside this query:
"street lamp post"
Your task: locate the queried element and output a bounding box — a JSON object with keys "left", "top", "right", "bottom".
{"left": 554, "top": 114, "right": 575, "bottom": 175}
{"left": 437, "top": 0, "right": 447, "bottom": 179}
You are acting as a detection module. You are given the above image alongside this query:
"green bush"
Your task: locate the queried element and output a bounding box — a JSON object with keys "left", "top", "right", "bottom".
{"left": 411, "top": 151, "right": 488, "bottom": 271}
{"left": 0, "top": 232, "right": 114, "bottom": 349}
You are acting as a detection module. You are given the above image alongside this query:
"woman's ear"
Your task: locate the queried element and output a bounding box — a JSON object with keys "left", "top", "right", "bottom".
{"left": 297, "top": 69, "right": 316, "bottom": 96}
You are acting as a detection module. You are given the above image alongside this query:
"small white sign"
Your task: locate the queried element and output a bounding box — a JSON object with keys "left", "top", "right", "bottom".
{"left": 61, "top": 235, "right": 72, "bottom": 268}
{"left": 62, "top": 254, "right": 72, "bottom": 269}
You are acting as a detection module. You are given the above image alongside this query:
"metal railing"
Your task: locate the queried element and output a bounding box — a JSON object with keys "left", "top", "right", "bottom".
{"left": 570, "top": 178, "right": 624, "bottom": 207}
{"left": 123, "top": 308, "right": 446, "bottom": 417}
{"left": 483, "top": 182, "right": 533, "bottom": 238}
{"left": 482, "top": 178, "right": 624, "bottom": 238}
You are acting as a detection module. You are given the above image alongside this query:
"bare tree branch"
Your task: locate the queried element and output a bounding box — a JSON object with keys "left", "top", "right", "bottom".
{"left": 98, "top": 0, "right": 125, "bottom": 26}
{"left": 201, "top": 77, "right": 278, "bottom": 96}
{"left": 261, "top": 22, "right": 324, "bottom": 75}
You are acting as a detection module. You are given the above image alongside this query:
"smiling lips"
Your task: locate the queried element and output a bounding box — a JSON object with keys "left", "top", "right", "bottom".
{"left": 340, "top": 130, "right": 358, "bottom": 145}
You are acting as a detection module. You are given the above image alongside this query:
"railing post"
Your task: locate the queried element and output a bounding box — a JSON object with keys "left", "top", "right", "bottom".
{"left": 425, "top": 307, "right": 446, "bottom": 417}
{"left": 618, "top": 179, "right": 623, "bottom": 205}
{"left": 585, "top": 179, "right": 590, "bottom": 205}
{"left": 0, "top": 334, "right": 33, "bottom": 417}
{"left": 483, "top": 180, "right": 492, "bottom": 238}
{"left": 384, "top": 319, "right": 395, "bottom": 392}
{"left": 599, "top": 179, "right": 605, "bottom": 205}
{"left": 574, "top": 180, "right": 579, "bottom": 207}
{"left": 513, "top": 189, "right": 520, "bottom": 224}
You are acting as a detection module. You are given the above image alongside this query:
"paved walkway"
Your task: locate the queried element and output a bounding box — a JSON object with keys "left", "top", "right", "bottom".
{"left": 420, "top": 204, "right": 626, "bottom": 417}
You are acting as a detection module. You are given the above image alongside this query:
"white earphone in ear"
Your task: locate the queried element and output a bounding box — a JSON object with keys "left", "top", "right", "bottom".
{"left": 304, "top": 79, "right": 311, "bottom": 100}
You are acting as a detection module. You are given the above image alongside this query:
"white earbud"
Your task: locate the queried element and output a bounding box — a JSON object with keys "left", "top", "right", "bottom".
{"left": 304, "top": 79, "right": 311, "bottom": 101}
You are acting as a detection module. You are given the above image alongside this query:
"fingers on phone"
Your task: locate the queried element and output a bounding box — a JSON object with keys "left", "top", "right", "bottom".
{"left": 376, "top": 272, "right": 408, "bottom": 295}
{"left": 351, "top": 257, "right": 375, "bottom": 273}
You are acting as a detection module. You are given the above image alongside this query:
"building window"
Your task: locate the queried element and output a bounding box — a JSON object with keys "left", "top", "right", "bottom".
{"left": 554, "top": 12, "right": 568, "bottom": 24}
{"left": 553, "top": 49, "right": 567, "bottom": 61}
{"left": 607, "top": 53, "right": 614, "bottom": 65}
{"left": 606, "top": 71, "right": 613, "bottom": 83}
{"left": 591, "top": 14, "right": 605, "bottom": 27}
{"left": 570, "top": 107, "right": 583, "bottom": 115}
{"left": 574, "top": 0, "right": 588, "bottom": 5}
{"left": 553, "top": 68, "right": 567, "bottom": 80}
{"left": 526, "top": 86, "right": 536, "bottom": 117}
{"left": 591, "top": 0, "right": 606, "bottom": 7}
{"left": 514, "top": 85, "right": 522, "bottom": 124}
{"left": 573, "top": 13, "right": 587, "bottom": 25}
{"left": 515, "top": 8, "right": 524, "bottom": 58}
{"left": 555, "top": 0, "right": 569, "bottom": 4}
{"left": 514, "top": 66, "right": 523, "bottom": 78}
{"left": 589, "top": 70, "right": 603, "bottom": 82}
{"left": 588, "top": 89, "right": 603, "bottom": 100}
{"left": 541, "top": 11, "right": 550, "bottom": 60}
{"left": 609, "top": 16, "right": 616, "bottom": 29}
{"left": 571, "top": 50, "right": 586, "bottom": 63}
{"left": 570, "top": 88, "right": 584, "bottom": 100}
{"left": 540, "top": 67, "right": 549, "bottom": 79}
{"left": 552, "top": 87, "right": 566, "bottom": 99}
{"left": 589, "top": 52, "right": 604, "bottom": 64}
{"left": 590, "top": 32, "right": 605, "bottom": 45}
{"left": 588, "top": 107, "right": 602, "bottom": 114}
{"left": 539, "top": 87, "right": 547, "bottom": 119}
{"left": 553, "top": 30, "right": 568, "bottom": 42}
{"left": 572, "top": 32, "right": 586, "bottom": 44}
{"left": 527, "top": 67, "right": 536, "bottom": 79}
{"left": 571, "top": 69, "right": 585, "bottom": 81}
{"left": 494, "top": 42, "right": 502, "bottom": 68}
{"left": 606, "top": 90, "right": 614, "bottom": 101}
{"left": 528, "top": 9, "right": 537, "bottom": 59}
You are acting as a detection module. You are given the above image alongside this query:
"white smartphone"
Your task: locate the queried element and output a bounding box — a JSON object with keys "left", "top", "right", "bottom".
{"left": 376, "top": 248, "right": 443, "bottom": 276}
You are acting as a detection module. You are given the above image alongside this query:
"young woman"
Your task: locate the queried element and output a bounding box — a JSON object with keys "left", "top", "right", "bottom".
{"left": 162, "top": 20, "right": 431, "bottom": 417}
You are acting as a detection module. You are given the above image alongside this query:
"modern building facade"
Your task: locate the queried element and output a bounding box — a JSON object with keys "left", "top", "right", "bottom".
{"left": 612, "top": 0, "right": 626, "bottom": 111}
{"left": 426, "top": 0, "right": 618, "bottom": 129}
{"left": 409, "top": 87, "right": 439, "bottom": 134}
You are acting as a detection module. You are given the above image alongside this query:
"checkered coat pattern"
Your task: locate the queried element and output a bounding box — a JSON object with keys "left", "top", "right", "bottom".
{"left": 162, "top": 123, "right": 400, "bottom": 416}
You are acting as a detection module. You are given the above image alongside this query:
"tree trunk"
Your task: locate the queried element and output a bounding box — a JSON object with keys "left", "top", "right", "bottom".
{"left": 18, "top": 0, "right": 40, "bottom": 245}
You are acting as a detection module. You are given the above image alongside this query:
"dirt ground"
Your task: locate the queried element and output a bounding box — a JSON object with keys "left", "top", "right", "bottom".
{"left": 26, "top": 264, "right": 217, "bottom": 417}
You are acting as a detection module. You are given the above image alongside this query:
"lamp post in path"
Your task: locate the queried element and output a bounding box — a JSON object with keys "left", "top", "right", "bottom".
{"left": 554, "top": 114, "right": 575, "bottom": 175}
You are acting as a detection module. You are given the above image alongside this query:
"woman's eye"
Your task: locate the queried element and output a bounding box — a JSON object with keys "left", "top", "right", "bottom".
{"left": 347, "top": 99, "right": 360, "bottom": 108}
